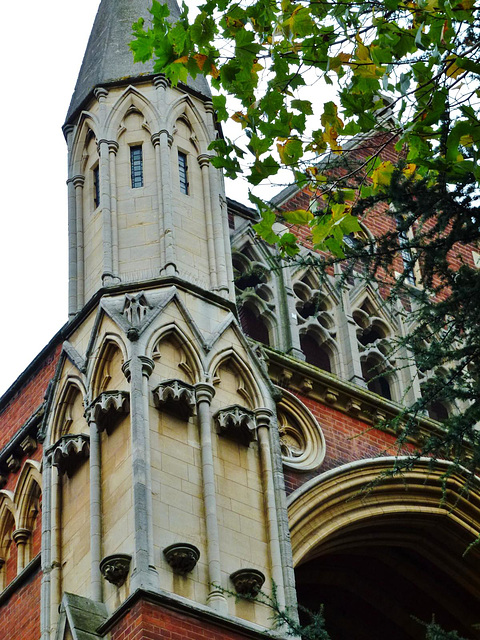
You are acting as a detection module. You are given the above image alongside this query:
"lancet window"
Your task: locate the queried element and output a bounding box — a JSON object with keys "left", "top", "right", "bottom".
{"left": 233, "top": 245, "right": 276, "bottom": 347}
{"left": 292, "top": 271, "right": 339, "bottom": 374}
{"left": 353, "top": 298, "right": 396, "bottom": 401}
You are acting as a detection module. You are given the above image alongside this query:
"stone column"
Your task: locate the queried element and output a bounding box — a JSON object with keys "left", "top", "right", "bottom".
{"left": 67, "top": 174, "right": 77, "bottom": 317}
{"left": 198, "top": 154, "right": 218, "bottom": 290}
{"left": 13, "top": 528, "right": 31, "bottom": 572}
{"left": 108, "top": 141, "right": 120, "bottom": 277}
{"left": 336, "top": 265, "right": 365, "bottom": 385}
{"left": 159, "top": 129, "right": 177, "bottom": 276}
{"left": 195, "top": 383, "right": 227, "bottom": 613}
{"left": 98, "top": 138, "right": 114, "bottom": 285}
{"left": 85, "top": 410, "right": 103, "bottom": 602}
{"left": 40, "top": 455, "right": 52, "bottom": 640}
{"left": 122, "top": 349, "right": 158, "bottom": 591}
{"left": 50, "top": 464, "right": 62, "bottom": 636}
{"left": 204, "top": 104, "right": 228, "bottom": 294}
{"left": 255, "top": 408, "right": 285, "bottom": 609}
{"left": 0, "top": 558, "right": 5, "bottom": 591}
{"left": 152, "top": 133, "right": 166, "bottom": 267}
{"left": 73, "top": 175, "right": 85, "bottom": 310}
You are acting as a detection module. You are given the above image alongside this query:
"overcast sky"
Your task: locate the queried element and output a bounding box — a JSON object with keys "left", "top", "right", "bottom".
{"left": 0, "top": 0, "right": 261, "bottom": 397}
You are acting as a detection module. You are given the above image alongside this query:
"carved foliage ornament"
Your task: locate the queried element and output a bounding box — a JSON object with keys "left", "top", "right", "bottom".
{"left": 100, "top": 554, "right": 131, "bottom": 587}
{"left": 153, "top": 379, "right": 196, "bottom": 420}
{"left": 163, "top": 543, "right": 200, "bottom": 575}
{"left": 230, "top": 568, "right": 266, "bottom": 597}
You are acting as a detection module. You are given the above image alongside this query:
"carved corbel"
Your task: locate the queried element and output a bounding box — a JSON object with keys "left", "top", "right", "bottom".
{"left": 85, "top": 391, "right": 130, "bottom": 432}
{"left": 19, "top": 435, "right": 37, "bottom": 455}
{"left": 214, "top": 405, "right": 257, "bottom": 445}
{"left": 51, "top": 434, "right": 90, "bottom": 476}
{"left": 153, "top": 379, "right": 196, "bottom": 420}
{"left": 6, "top": 455, "right": 20, "bottom": 473}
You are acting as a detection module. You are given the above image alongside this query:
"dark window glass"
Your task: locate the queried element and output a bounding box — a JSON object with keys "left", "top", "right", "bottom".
{"left": 300, "top": 334, "right": 332, "bottom": 372}
{"left": 239, "top": 305, "right": 270, "bottom": 346}
{"left": 93, "top": 166, "right": 100, "bottom": 208}
{"left": 178, "top": 151, "right": 189, "bottom": 194}
{"left": 130, "top": 146, "right": 143, "bottom": 188}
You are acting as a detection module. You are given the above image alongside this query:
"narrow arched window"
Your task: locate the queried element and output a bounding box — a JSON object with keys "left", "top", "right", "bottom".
{"left": 300, "top": 334, "right": 332, "bottom": 373}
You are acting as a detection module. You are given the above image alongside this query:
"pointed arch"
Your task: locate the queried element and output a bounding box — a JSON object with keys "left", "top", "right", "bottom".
{"left": 0, "top": 492, "right": 16, "bottom": 589}
{"left": 208, "top": 348, "right": 263, "bottom": 409}
{"left": 70, "top": 111, "right": 101, "bottom": 176}
{"left": 147, "top": 322, "right": 203, "bottom": 384}
{"left": 105, "top": 85, "right": 161, "bottom": 141}
{"left": 50, "top": 378, "right": 87, "bottom": 445}
{"left": 89, "top": 334, "right": 128, "bottom": 398}
{"left": 166, "top": 94, "right": 209, "bottom": 152}
{"left": 14, "top": 461, "right": 42, "bottom": 531}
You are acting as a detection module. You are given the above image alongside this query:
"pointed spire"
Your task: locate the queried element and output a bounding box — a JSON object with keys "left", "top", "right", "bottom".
{"left": 65, "top": 0, "right": 211, "bottom": 125}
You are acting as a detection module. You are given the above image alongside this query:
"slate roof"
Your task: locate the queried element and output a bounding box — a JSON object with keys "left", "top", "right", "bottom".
{"left": 65, "top": 0, "right": 211, "bottom": 124}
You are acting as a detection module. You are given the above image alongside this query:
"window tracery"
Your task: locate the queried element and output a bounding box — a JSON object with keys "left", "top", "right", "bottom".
{"left": 292, "top": 271, "right": 339, "bottom": 374}
{"left": 233, "top": 246, "right": 276, "bottom": 347}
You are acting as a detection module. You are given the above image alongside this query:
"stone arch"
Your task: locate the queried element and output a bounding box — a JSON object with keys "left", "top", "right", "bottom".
{"left": 14, "top": 460, "right": 42, "bottom": 531}
{"left": 51, "top": 379, "right": 87, "bottom": 444}
{"left": 70, "top": 111, "right": 101, "bottom": 176}
{"left": 0, "top": 492, "right": 17, "bottom": 589}
{"left": 208, "top": 348, "right": 262, "bottom": 409}
{"left": 148, "top": 323, "right": 203, "bottom": 384}
{"left": 105, "top": 85, "right": 160, "bottom": 141}
{"left": 299, "top": 322, "right": 340, "bottom": 375}
{"left": 288, "top": 457, "right": 480, "bottom": 639}
{"left": 89, "top": 335, "right": 128, "bottom": 398}
{"left": 166, "top": 94, "right": 209, "bottom": 151}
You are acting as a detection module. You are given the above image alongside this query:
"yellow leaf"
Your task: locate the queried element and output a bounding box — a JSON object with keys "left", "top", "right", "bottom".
{"left": 329, "top": 53, "right": 351, "bottom": 73}
{"left": 193, "top": 54, "right": 207, "bottom": 71}
{"left": 372, "top": 161, "right": 394, "bottom": 189}
{"left": 173, "top": 56, "right": 189, "bottom": 64}
{"left": 210, "top": 64, "right": 220, "bottom": 79}
{"left": 403, "top": 163, "right": 416, "bottom": 177}
{"left": 460, "top": 134, "right": 473, "bottom": 146}
{"left": 446, "top": 56, "right": 464, "bottom": 79}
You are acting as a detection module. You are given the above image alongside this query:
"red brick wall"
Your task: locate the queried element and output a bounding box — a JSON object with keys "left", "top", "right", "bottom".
{"left": 0, "top": 343, "right": 61, "bottom": 449}
{"left": 0, "top": 567, "right": 41, "bottom": 640}
{"left": 284, "top": 392, "right": 401, "bottom": 495}
{"left": 111, "top": 599, "right": 263, "bottom": 640}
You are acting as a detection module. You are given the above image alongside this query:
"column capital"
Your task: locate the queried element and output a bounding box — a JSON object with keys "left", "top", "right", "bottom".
{"left": 108, "top": 140, "right": 119, "bottom": 154}
{"left": 72, "top": 175, "right": 85, "bottom": 188}
{"left": 255, "top": 407, "right": 274, "bottom": 429}
{"left": 197, "top": 153, "right": 211, "bottom": 168}
{"left": 122, "top": 356, "right": 155, "bottom": 382}
{"left": 153, "top": 75, "right": 170, "bottom": 90}
{"left": 12, "top": 528, "right": 31, "bottom": 546}
{"left": 94, "top": 87, "right": 109, "bottom": 102}
{"left": 195, "top": 383, "right": 216, "bottom": 405}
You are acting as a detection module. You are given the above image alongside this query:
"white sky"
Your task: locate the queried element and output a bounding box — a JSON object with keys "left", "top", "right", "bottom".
{"left": 0, "top": 1, "right": 103, "bottom": 395}
{"left": 0, "top": 0, "right": 259, "bottom": 397}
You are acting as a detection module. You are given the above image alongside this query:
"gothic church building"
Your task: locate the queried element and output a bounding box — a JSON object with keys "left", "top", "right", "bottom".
{"left": 1, "top": 0, "right": 480, "bottom": 638}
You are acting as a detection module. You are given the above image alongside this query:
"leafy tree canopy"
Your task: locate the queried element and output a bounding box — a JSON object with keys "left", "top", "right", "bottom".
{"left": 131, "top": 0, "right": 480, "bottom": 254}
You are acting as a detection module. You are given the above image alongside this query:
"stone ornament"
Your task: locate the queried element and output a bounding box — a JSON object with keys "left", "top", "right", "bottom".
{"left": 86, "top": 391, "right": 130, "bottom": 431}
{"left": 19, "top": 435, "right": 37, "bottom": 455}
{"left": 214, "top": 405, "right": 257, "bottom": 445}
{"left": 51, "top": 434, "right": 90, "bottom": 476}
{"left": 123, "top": 292, "right": 150, "bottom": 326}
{"left": 99, "top": 553, "right": 132, "bottom": 587}
{"left": 153, "top": 379, "right": 196, "bottom": 420}
{"left": 163, "top": 543, "right": 200, "bottom": 575}
{"left": 276, "top": 390, "right": 326, "bottom": 472}
{"left": 230, "top": 568, "right": 265, "bottom": 597}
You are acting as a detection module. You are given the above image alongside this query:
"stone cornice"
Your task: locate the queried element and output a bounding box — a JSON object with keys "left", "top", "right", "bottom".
{"left": 265, "top": 347, "right": 445, "bottom": 442}
{"left": 0, "top": 407, "right": 42, "bottom": 480}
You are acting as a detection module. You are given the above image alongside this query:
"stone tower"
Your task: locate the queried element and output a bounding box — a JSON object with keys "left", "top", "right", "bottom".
{"left": 39, "top": 0, "right": 294, "bottom": 637}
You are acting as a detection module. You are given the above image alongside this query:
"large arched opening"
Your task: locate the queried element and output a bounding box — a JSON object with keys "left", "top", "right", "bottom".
{"left": 288, "top": 458, "right": 480, "bottom": 639}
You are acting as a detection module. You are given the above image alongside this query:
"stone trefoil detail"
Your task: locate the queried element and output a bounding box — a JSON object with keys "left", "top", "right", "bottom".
{"left": 153, "top": 379, "right": 196, "bottom": 419}
{"left": 214, "top": 405, "right": 257, "bottom": 445}
{"left": 51, "top": 434, "right": 90, "bottom": 476}
{"left": 85, "top": 391, "right": 130, "bottom": 431}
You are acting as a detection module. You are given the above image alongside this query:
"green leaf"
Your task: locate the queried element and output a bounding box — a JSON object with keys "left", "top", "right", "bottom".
{"left": 283, "top": 209, "right": 314, "bottom": 225}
